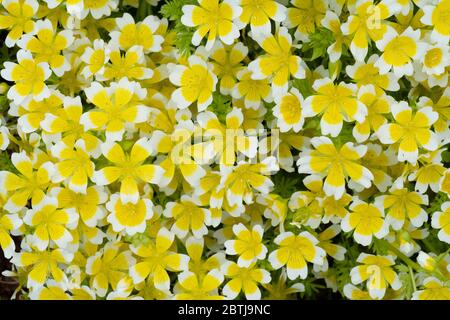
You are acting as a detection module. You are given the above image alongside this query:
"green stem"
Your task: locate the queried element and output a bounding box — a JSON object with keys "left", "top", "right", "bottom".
{"left": 384, "top": 241, "right": 422, "bottom": 273}
{"left": 138, "top": 0, "right": 148, "bottom": 20}
{"left": 408, "top": 265, "right": 416, "bottom": 292}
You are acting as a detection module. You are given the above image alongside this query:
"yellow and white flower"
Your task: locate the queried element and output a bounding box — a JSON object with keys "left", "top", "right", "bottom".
{"left": 285, "top": 0, "right": 328, "bottom": 41}
{"left": 431, "top": 201, "right": 450, "bottom": 244}
{"left": 81, "top": 78, "right": 150, "bottom": 141}
{"left": 23, "top": 195, "right": 78, "bottom": 250}
{"left": 374, "top": 26, "right": 427, "bottom": 77}
{"left": 129, "top": 227, "right": 189, "bottom": 289}
{"left": 350, "top": 253, "right": 401, "bottom": 299}
{"left": 341, "top": 199, "right": 388, "bottom": 246}
{"left": 412, "top": 277, "right": 450, "bottom": 300}
{"left": 80, "top": 39, "right": 110, "bottom": 79}
{"left": 0, "top": 0, "right": 38, "bottom": 47}
{"left": 224, "top": 223, "right": 267, "bottom": 267}
{"left": 303, "top": 78, "right": 367, "bottom": 137}
{"left": 110, "top": 13, "right": 164, "bottom": 53}
{"left": 231, "top": 68, "right": 272, "bottom": 109}
{"left": 236, "top": 0, "right": 286, "bottom": 34}
{"left": 221, "top": 261, "right": 270, "bottom": 300}
{"left": 92, "top": 138, "right": 164, "bottom": 204}
{"left": 376, "top": 101, "right": 439, "bottom": 164}
{"left": 169, "top": 55, "right": 218, "bottom": 111}
{"left": 297, "top": 137, "right": 374, "bottom": 200}
{"left": 181, "top": 0, "right": 243, "bottom": 50}
{"left": 17, "top": 19, "right": 74, "bottom": 76}
{"left": 272, "top": 88, "right": 305, "bottom": 133}
{"left": 420, "top": 0, "right": 450, "bottom": 44}
{"left": 248, "top": 27, "right": 306, "bottom": 98}
{"left": 106, "top": 193, "right": 154, "bottom": 236}
{"left": 1, "top": 49, "right": 51, "bottom": 105}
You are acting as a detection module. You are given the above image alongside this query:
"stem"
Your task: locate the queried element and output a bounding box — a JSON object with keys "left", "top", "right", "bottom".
{"left": 138, "top": 0, "right": 148, "bottom": 21}
{"left": 408, "top": 265, "right": 416, "bottom": 292}
{"left": 384, "top": 240, "right": 422, "bottom": 273}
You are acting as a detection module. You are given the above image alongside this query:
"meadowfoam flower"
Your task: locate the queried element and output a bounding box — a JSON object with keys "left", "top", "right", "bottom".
{"left": 231, "top": 68, "right": 272, "bottom": 110}
{"left": 350, "top": 253, "right": 401, "bottom": 299}
{"left": 163, "top": 195, "right": 211, "bottom": 239}
{"left": 297, "top": 137, "right": 374, "bottom": 200}
{"left": 169, "top": 55, "right": 218, "bottom": 111}
{"left": 374, "top": 27, "right": 427, "bottom": 77}
{"left": 1, "top": 49, "right": 51, "bottom": 105}
{"left": 248, "top": 27, "right": 306, "bottom": 98}
{"left": 85, "top": 242, "right": 135, "bottom": 297}
{"left": 81, "top": 78, "right": 150, "bottom": 141}
{"left": 92, "top": 138, "right": 164, "bottom": 204}
{"left": 285, "top": 0, "right": 328, "bottom": 41}
{"left": 0, "top": 0, "right": 38, "bottom": 47}
{"left": 181, "top": 0, "right": 242, "bottom": 50}
{"left": 110, "top": 13, "right": 164, "bottom": 52}
{"left": 431, "top": 201, "right": 450, "bottom": 244}
{"left": 341, "top": 0, "right": 394, "bottom": 61}
{"left": 174, "top": 269, "right": 224, "bottom": 300}
{"left": 106, "top": 193, "right": 154, "bottom": 236}
{"left": 272, "top": 88, "right": 305, "bottom": 133}
{"left": 17, "top": 19, "right": 74, "bottom": 76}
{"left": 341, "top": 199, "right": 388, "bottom": 246}
{"left": 412, "top": 277, "right": 450, "bottom": 300}
{"left": 11, "top": 248, "right": 73, "bottom": 289}
{"left": 376, "top": 188, "right": 428, "bottom": 230}
{"left": 80, "top": 39, "right": 110, "bottom": 79}
{"left": 376, "top": 101, "right": 439, "bottom": 164}
{"left": 0, "top": 151, "right": 54, "bottom": 212}
{"left": 236, "top": 0, "right": 286, "bottom": 34}
{"left": 268, "top": 231, "right": 326, "bottom": 280}
{"left": 129, "top": 227, "right": 189, "bottom": 289}
{"left": 224, "top": 223, "right": 267, "bottom": 267}
{"left": 209, "top": 42, "right": 247, "bottom": 95}
{"left": 221, "top": 261, "right": 270, "bottom": 300}
{"left": 303, "top": 78, "right": 367, "bottom": 137}
{"left": 0, "top": 197, "right": 22, "bottom": 258}
{"left": 420, "top": 0, "right": 450, "bottom": 44}
{"left": 23, "top": 195, "right": 78, "bottom": 250}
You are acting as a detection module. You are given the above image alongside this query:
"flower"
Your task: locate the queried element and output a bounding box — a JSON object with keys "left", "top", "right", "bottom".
{"left": 17, "top": 19, "right": 74, "bottom": 76}
{"left": 221, "top": 261, "right": 271, "bottom": 300}
{"left": 303, "top": 78, "right": 367, "bottom": 137}
{"left": 224, "top": 223, "right": 267, "bottom": 267}
{"left": 0, "top": 0, "right": 38, "bottom": 47}
{"left": 420, "top": 0, "right": 450, "bottom": 44}
{"left": 273, "top": 88, "right": 305, "bottom": 133}
{"left": 163, "top": 195, "right": 211, "bottom": 239}
{"left": 285, "top": 0, "right": 328, "bottom": 41}
{"left": 110, "top": 13, "right": 164, "bottom": 52}
{"left": 0, "top": 197, "right": 22, "bottom": 258}
{"left": 106, "top": 194, "right": 154, "bottom": 236}
{"left": 431, "top": 201, "right": 450, "bottom": 244}
{"left": 376, "top": 101, "right": 439, "bottom": 164}
{"left": 169, "top": 55, "right": 218, "bottom": 111}
{"left": 297, "top": 137, "right": 374, "bottom": 200}
{"left": 99, "top": 45, "right": 154, "bottom": 81}
{"left": 268, "top": 230, "right": 325, "bottom": 280}
{"left": 209, "top": 42, "right": 247, "bottom": 95}
{"left": 174, "top": 269, "right": 224, "bottom": 300}
{"left": 374, "top": 27, "right": 427, "bottom": 77}
{"left": 23, "top": 195, "right": 78, "bottom": 250}
{"left": 1, "top": 49, "right": 51, "bottom": 105}
{"left": 248, "top": 27, "right": 306, "bottom": 98}
{"left": 92, "top": 138, "right": 164, "bottom": 204}
{"left": 341, "top": 0, "right": 394, "bottom": 61}
{"left": 85, "top": 242, "right": 135, "bottom": 297}
{"left": 412, "top": 277, "right": 450, "bottom": 300}
{"left": 350, "top": 253, "right": 401, "bottom": 299}
{"left": 11, "top": 248, "right": 73, "bottom": 289}
{"left": 50, "top": 140, "right": 96, "bottom": 194}
{"left": 341, "top": 199, "right": 388, "bottom": 246}
{"left": 181, "top": 0, "right": 243, "bottom": 50}
{"left": 236, "top": 0, "right": 286, "bottom": 34}
{"left": 231, "top": 68, "right": 272, "bottom": 109}
{"left": 80, "top": 39, "right": 110, "bottom": 79}
{"left": 0, "top": 151, "right": 54, "bottom": 212}
{"left": 129, "top": 227, "right": 189, "bottom": 289}
{"left": 376, "top": 188, "right": 428, "bottom": 230}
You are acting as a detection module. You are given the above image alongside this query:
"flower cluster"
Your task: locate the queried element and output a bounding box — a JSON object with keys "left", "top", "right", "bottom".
{"left": 0, "top": 0, "right": 449, "bottom": 300}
